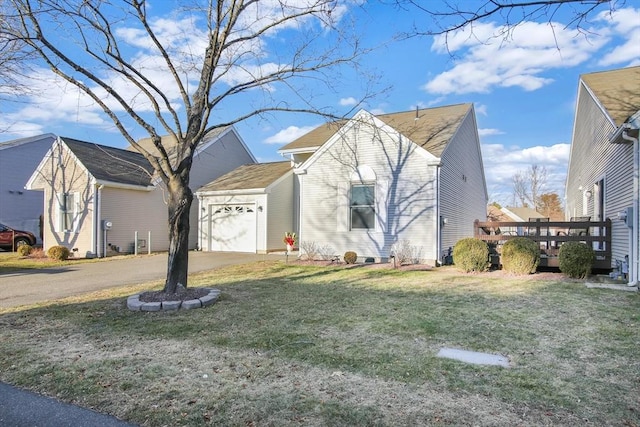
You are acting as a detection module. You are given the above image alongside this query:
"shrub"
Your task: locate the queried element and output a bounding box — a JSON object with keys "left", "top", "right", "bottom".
{"left": 453, "top": 238, "right": 489, "bottom": 273}
{"left": 559, "top": 242, "right": 594, "bottom": 279}
{"left": 300, "top": 240, "right": 320, "bottom": 260}
{"left": 344, "top": 251, "right": 357, "bottom": 264}
{"left": 300, "top": 241, "right": 336, "bottom": 261}
{"left": 390, "top": 240, "right": 423, "bottom": 266}
{"left": 317, "top": 244, "right": 336, "bottom": 261}
{"left": 47, "top": 245, "right": 71, "bottom": 261}
{"left": 501, "top": 237, "right": 540, "bottom": 274}
{"left": 17, "top": 244, "right": 33, "bottom": 257}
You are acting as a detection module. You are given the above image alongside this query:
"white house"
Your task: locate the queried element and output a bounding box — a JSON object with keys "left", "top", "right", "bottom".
{"left": 281, "top": 104, "right": 488, "bottom": 264}
{"left": 565, "top": 66, "right": 640, "bottom": 285}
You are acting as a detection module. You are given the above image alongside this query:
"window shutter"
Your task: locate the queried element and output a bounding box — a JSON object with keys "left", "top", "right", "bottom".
{"left": 337, "top": 182, "right": 349, "bottom": 232}
{"left": 72, "top": 192, "right": 80, "bottom": 232}
{"left": 376, "top": 180, "right": 388, "bottom": 232}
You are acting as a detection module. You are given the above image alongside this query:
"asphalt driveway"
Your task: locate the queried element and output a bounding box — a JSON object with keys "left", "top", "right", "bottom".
{"left": 0, "top": 251, "right": 285, "bottom": 309}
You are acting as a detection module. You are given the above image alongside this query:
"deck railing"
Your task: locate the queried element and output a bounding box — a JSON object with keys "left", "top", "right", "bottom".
{"left": 473, "top": 219, "right": 612, "bottom": 269}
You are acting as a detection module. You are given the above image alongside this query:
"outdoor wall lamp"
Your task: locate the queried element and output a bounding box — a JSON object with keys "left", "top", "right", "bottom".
{"left": 258, "top": 206, "right": 263, "bottom": 212}
{"left": 584, "top": 190, "right": 593, "bottom": 199}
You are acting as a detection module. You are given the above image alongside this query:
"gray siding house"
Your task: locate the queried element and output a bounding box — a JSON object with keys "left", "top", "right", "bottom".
{"left": 26, "top": 127, "right": 255, "bottom": 257}
{"left": 279, "top": 104, "right": 488, "bottom": 264}
{"left": 0, "top": 133, "right": 56, "bottom": 243}
{"left": 565, "top": 66, "right": 640, "bottom": 285}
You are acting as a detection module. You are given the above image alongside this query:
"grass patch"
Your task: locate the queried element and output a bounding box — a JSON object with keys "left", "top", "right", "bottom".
{"left": 0, "top": 251, "right": 109, "bottom": 273}
{"left": 0, "top": 263, "right": 638, "bottom": 426}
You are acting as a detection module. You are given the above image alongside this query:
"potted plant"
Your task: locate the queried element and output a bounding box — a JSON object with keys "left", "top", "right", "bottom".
{"left": 284, "top": 232, "right": 296, "bottom": 253}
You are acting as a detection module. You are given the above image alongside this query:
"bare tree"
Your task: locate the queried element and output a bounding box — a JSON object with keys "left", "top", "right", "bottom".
{"left": 512, "top": 164, "right": 547, "bottom": 210}
{"left": 397, "top": 0, "right": 625, "bottom": 39}
{"left": 1, "top": 0, "right": 371, "bottom": 293}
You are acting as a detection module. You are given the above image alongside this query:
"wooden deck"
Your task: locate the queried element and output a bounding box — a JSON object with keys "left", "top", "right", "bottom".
{"left": 474, "top": 219, "right": 612, "bottom": 269}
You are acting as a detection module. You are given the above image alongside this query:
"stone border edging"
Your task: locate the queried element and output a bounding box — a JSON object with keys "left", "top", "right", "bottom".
{"left": 127, "top": 288, "right": 221, "bottom": 312}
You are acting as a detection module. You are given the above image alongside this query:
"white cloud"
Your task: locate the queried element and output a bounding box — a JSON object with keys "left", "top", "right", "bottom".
{"left": 596, "top": 7, "right": 640, "bottom": 66}
{"left": 424, "top": 20, "right": 609, "bottom": 95}
{"left": 478, "top": 128, "right": 504, "bottom": 136}
{"left": 339, "top": 97, "right": 357, "bottom": 106}
{"left": 264, "top": 125, "right": 318, "bottom": 144}
{"left": 482, "top": 142, "right": 570, "bottom": 204}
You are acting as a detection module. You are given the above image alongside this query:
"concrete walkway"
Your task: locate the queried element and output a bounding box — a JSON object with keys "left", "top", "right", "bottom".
{"left": 0, "top": 251, "right": 284, "bottom": 308}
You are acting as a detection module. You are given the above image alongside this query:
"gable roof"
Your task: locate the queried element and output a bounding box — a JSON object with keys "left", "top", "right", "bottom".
{"left": 278, "top": 104, "right": 472, "bottom": 157}
{"left": 197, "top": 161, "right": 292, "bottom": 193}
{"left": 581, "top": 66, "right": 640, "bottom": 127}
{"left": 0, "top": 133, "right": 57, "bottom": 151}
{"left": 502, "top": 206, "right": 545, "bottom": 222}
{"left": 62, "top": 137, "right": 155, "bottom": 187}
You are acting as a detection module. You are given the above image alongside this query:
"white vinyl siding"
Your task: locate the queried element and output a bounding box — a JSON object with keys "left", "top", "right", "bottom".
{"left": 439, "top": 108, "right": 488, "bottom": 254}
{"left": 565, "top": 83, "right": 634, "bottom": 267}
{"left": 299, "top": 115, "right": 441, "bottom": 261}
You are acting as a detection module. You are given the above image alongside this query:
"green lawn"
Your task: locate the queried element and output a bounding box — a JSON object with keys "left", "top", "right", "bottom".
{"left": 0, "top": 262, "right": 638, "bottom": 426}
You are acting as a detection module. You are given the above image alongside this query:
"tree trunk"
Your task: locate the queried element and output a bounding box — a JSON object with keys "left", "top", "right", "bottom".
{"left": 164, "top": 177, "right": 193, "bottom": 293}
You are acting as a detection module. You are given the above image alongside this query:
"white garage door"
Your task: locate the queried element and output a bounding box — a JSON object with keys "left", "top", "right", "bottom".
{"left": 209, "top": 204, "right": 257, "bottom": 252}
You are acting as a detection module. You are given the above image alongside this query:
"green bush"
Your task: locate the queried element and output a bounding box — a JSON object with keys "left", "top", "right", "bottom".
{"left": 559, "top": 242, "right": 594, "bottom": 279}
{"left": 501, "top": 237, "right": 540, "bottom": 274}
{"left": 344, "top": 251, "right": 357, "bottom": 264}
{"left": 47, "top": 245, "right": 71, "bottom": 261}
{"left": 453, "top": 238, "right": 489, "bottom": 273}
{"left": 17, "top": 244, "right": 33, "bottom": 257}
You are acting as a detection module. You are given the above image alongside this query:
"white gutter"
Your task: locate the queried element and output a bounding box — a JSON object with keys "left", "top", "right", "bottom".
{"left": 620, "top": 126, "right": 639, "bottom": 286}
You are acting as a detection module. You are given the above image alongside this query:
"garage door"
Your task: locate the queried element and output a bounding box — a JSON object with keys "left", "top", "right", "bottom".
{"left": 209, "top": 204, "right": 257, "bottom": 252}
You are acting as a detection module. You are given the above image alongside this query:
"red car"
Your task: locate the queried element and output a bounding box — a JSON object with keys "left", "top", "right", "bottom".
{"left": 0, "top": 223, "right": 37, "bottom": 251}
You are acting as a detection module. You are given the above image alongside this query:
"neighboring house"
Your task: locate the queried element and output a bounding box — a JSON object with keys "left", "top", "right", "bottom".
{"left": 196, "top": 162, "right": 293, "bottom": 253}
{"left": 0, "top": 133, "right": 56, "bottom": 244}
{"left": 26, "top": 127, "right": 255, "bottom": 257}
{"left": 486, "top": 205, "right": 546, "bottom": 236}
{"left": 278, "top": 104, "right": 488, "bottom": 264}
{"left": 565, "top": 66, "right": 640, "bottom": 285}
{"left": 500, "top": 206, "right": 546, "bottom": 222}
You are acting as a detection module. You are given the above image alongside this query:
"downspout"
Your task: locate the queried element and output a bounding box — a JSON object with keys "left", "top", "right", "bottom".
{"left": 96, "top": 184, "right": 104, "bottom": 257}
{"left": 621, "top": 127, "right": 638, "bottom": 286}
{"left": 434, "top": 163, "right": 442, "bottom": 266}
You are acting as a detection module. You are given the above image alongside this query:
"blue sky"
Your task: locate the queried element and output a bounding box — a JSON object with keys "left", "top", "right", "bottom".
{"left": 1, "top": 0, "right": 639, "bottom": 206}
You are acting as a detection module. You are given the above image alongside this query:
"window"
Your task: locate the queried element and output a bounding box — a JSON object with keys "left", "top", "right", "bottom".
{"left": 350, "top": 184, "right": 375, "bottom": 229}
{"left": 58, "top": 192, "right": 77, "bottom": 232}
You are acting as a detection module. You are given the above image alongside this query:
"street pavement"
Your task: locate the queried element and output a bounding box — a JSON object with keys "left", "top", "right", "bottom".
{"left": 0, "top": 251, "right": 284, "bottom": 308}
{"left": 0, "top": 251, "right": 285, "bottom": 426}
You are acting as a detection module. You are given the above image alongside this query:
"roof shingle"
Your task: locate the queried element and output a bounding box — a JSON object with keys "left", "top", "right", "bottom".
{"left": 278, "top": 104, "right": 472, "bottom": 157}
{"left": 62, "top": 137, "right": 155, "bottom": 187}
{"left": 198, "top": 161, "right": 292, "bottom": 192}
{"left": 581, "top": 66, "right": 640, "bottom": 127}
